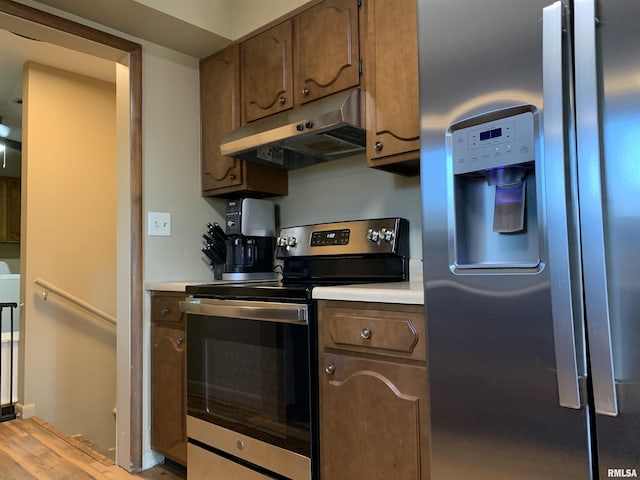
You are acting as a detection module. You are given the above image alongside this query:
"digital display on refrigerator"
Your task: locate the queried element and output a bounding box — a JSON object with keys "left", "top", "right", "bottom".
{"left": 480, "top": 128, "right": 503, "bottom": 141}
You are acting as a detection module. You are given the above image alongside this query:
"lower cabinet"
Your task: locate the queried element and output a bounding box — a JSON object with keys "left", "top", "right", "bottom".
{"left": 318, "top": 301, "right": 429, "bottom": 480}
{"left": 150, "top": 291, "right": 187, "bottom": 466}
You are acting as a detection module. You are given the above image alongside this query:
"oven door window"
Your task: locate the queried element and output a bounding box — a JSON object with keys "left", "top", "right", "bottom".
{"left": 187, "top": 313, "right": 310, "bottom": 457}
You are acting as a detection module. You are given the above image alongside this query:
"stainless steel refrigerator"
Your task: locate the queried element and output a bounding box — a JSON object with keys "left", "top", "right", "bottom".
{"left": 418, "top": 0, "right": 640, "bottom": 478}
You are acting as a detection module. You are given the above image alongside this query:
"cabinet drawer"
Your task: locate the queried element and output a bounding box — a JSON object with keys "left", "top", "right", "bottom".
{"left": 320, "top": 305, "right": 425, "bottom": 361}
{"left": 151, "top": 292, "right": 185, "bottom": 329}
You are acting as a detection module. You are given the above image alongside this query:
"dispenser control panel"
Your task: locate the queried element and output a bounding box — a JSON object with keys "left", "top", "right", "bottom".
{"left": 452, "top": 111, "right": 535, "bottom": 175}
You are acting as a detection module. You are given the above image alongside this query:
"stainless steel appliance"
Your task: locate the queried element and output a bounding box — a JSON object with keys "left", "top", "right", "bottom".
{"left": 220, "top": 88, "right": 365, "bottom": 170}
{"left": 182, "top": 218, "right": 409, "bottom": 480}
{"left": 223, "top": 198, "right": 276, "bottom": 280}
{"left": 418, "top": 0, "right": 640, "bottom": 478}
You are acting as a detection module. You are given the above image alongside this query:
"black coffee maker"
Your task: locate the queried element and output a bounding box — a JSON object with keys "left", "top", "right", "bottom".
{"left": 223, "top": 198, "right": 276, "bottom": 280}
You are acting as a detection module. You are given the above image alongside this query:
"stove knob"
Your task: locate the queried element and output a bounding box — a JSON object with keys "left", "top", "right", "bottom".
{"left": 227, "top": 219, "right": 235, "bottom": 229}
{"left": 277, "top": 236, "right": 287, "bottom": 247}
{"left": 381, "top": 228, "right": 395, "bottom": 243}
{"left": 367, "top": 228, "right": 380, "bottom": 243}
{"left": 287, "top": 236, "right": 298, "bottom": 247}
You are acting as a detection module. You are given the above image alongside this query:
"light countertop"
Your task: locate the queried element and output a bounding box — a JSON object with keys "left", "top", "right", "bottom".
{"left": 145, "top": 280, "right": 219, "bottom": 292}
{"left": 312, "top": 259, "right": 423, "bottom": 305}
{"left": 146, "top": 260, "right": 424, "bottom": 305}
{"left": 312, "top": 280, "right": 423, "bottom": 305}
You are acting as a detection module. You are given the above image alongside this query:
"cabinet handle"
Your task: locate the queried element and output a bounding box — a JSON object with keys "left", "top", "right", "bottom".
{"left": 237, "top": 440, "right": 245, "bottom": 450}
{"left": 360, "top": 327, "right": 372, "bottom": 340}
{"left": 302, "top": 87, "right": 310, "bottom": 97}
{"left": 279, "top": 96, "right": 286, "bottom": 105}
{"left": 229, "top": 174, "right": 236, "bottom": 180}
{"left": 176, "top": 336, "right": 184, "bottom": 345}
{"left": 161, "top": 308, "right": 170, "bottom": 316}
{"left": 374, "top": 141, "right": 383, "bottom": 152}
{"left": 325, "top": 363, "right": 335, "bottom": 375}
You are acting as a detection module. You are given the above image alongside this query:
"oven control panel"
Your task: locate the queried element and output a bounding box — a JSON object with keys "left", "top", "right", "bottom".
{"left": 277, "top": 218, "right": 408, "bottom": 258}
{"left": 310, "top": 229, "right": 350, "bottom": 246}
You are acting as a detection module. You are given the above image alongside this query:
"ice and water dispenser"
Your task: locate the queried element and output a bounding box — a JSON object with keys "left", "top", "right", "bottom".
{"left": 450, "top": 108, "right": 540, "bottom": 269}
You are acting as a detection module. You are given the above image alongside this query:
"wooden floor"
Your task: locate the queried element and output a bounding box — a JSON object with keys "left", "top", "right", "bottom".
{"left": 0, "top": 417, "right": 186, "bottom": 480}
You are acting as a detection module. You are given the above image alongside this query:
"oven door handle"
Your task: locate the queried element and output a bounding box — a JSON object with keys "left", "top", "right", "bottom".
{"left": 179, "top": 298, "right": 309, "bottom": 325}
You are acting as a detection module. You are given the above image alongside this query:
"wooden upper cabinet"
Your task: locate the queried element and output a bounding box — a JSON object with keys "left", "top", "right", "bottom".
{"left": 5, "top": 178, "right": 20, "bottom": 242}
{"left": 294, "top": 0, "right": 361, "bottom": 105}
{"left": 366, "top": 0, "right": 420, "bottom": 175}
{"left": 240, "top": 0, "right": 361, "bottom": 122}
{"left": 241, "top": 20, "right": 294, "bottom": 123}
{"left": 201, "top": 45, "right": 288, "bottom": 197}
{"left": 0, "top": 177, "right": 20, "bottom": 243}
{"left": 200, "top": 45, "right": 243, "bottom": 193}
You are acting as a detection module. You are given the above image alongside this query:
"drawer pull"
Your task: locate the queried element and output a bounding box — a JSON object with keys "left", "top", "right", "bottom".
{"left": 325, "top": 363, "right": 335, "bottom": 375}
{"left": 161, "top": 308, "right": 170, "bottom": 316}
{"left": 360, "top": 327, "right": 372, "bottom": 340}
{"left": 237, "top": 440, "right": 245, "bottom": 450}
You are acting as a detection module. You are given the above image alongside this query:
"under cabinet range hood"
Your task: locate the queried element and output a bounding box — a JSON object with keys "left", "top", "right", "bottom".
{"left": 220, "top": 88, "right": 365, "bottom": 170}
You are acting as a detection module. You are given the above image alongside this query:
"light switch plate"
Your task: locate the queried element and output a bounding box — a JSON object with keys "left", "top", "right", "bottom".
{"left": 148, "top": 211, "right": 171, "bottom": 236}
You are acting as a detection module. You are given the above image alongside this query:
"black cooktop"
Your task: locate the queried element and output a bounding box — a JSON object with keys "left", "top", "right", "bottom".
{"left": 186, "top": 253, "right": 410, "bottom": 302}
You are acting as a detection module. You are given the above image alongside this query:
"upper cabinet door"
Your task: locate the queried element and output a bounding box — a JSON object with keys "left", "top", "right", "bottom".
{"left": 241, "top": 20, "right": 294, "bottom": 123}
{"left": 365, "top": 0, "right": 420, "bottom": 175}
{"left": 294, "top": 0, "right": 360, "bottom": 105}
{"left": 200, "top": 45, "right": 243, "bottom": 194}
{"left": 5, "top": 178, "right": 20, "bottom": 242}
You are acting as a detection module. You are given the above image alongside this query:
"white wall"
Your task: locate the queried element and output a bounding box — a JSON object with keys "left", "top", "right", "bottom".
{"left": 230, "top": 0, "right": 311, "bottom": 39}
{"left": 132, "top": 0, "right": 311, "bottom": 40}
{"left": 141, "top": 44, "right": 226, "bottom": 284}
{"left": 276, "top": 155, "right": 422, "bottom": 258}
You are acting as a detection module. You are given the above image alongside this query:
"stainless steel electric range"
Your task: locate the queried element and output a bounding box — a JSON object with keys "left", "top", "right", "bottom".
{"left": 182, "top": 218, "right": 409, "bottom": 480}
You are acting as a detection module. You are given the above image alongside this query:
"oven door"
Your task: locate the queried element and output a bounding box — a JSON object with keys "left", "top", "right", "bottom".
{"left": 182, "top": 298, "right": 311, "bottom": 458}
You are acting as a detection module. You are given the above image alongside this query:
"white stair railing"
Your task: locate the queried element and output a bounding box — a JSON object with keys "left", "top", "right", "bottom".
{"left": 33, "top": 278, "right": 116, "bottom": 326}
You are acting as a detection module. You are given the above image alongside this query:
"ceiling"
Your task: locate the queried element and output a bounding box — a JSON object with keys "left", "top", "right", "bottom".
{"left": 0, "top": 0, "right": 238, "bottom": 148}
{"left": 20, "top": 0, "right": 231, "bottom": 58}
{"left": 0, "top": 28, "right": 116, "bottom": 144}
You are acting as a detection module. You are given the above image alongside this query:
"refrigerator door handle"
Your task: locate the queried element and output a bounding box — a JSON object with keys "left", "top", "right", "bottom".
{"left": 574, "top": 0, "right": 618, "bottom": 416}
{"left": 542, "top": 1, "right": 581, "bottom": 410}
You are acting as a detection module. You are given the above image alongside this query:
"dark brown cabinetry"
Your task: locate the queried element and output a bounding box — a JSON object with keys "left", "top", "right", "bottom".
{"left": 240, "top": 0, "right": 361, "bottom": 124}
{"left": 150, "top": 291, "right": 187, "bottom": 466}
{"left": 241, "top": 20, "right": 294, "bottom": 123}
{"left": 0, "top": 177, "right": 20, "bottom": 243}
{"left": 318, "top": 301, "right": 429, "bottom": 480}
{"left": 293, "top": 0, "right": 361, "bottom": 105}
{"left": 365, "top": 0, "right": 420, "bottom": 175}
{"left": 200, "top": 46, "right": 287, "bottom": 197}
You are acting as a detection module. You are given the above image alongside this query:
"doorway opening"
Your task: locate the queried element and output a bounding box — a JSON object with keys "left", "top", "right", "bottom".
{"left": 0, "top": 1, "right": 143, "bottom": 472}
